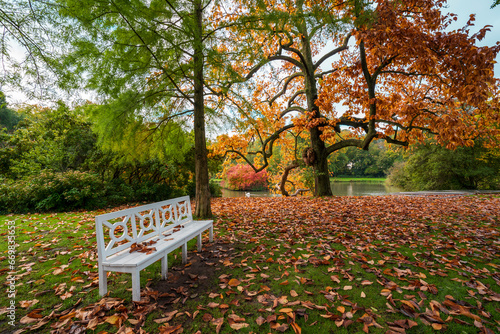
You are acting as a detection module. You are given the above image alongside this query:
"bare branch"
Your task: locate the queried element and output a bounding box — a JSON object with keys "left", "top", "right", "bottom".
{"left": 314, "top": 32, "right": 352, "bottom": 70}
{"left": 315, "top": 68, "right": 339, "bottom": 79}
{"left": 278, "top": 106, "right": 306, "bottom": 119}
{"left": 325, "top": 138, "right": 364, "bottom": 155}
{"left": 268, "top": 55, "right": 305, "bottom": 70}
{"left": 268, "top": 72, "right": 304, "bottom": 105}
{"left": 288, "top": 89, "right": 306, "bottom": 108}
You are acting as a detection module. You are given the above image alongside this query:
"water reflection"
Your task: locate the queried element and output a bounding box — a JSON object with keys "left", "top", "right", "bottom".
{"left": 330, "top": 181, "right": 401, "bottom": 196}
{"left": 220, "top": 181, "right": 401, "bottom": 197}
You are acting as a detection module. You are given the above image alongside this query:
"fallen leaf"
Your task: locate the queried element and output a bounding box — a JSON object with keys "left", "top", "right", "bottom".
{"left": 19, "top": 299, "right": 39, "bottom": 308}
{"left": 211, "top": 317, "right": 223, "bottom": 334}
{"left": 229, "top": 322, "right": 249, "bottom": 330}
{"left": 202, "top": 313, "right": 213, "bottom": 322}
{"left": 228, "top": 278, "right": 241, "bottom": 287}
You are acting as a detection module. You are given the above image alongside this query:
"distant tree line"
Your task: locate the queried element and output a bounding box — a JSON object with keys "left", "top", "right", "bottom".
{"left": 387, "top": 141, "right": 500, "bottom": 191}
{"left": 324, "top": 136, "right": 499, "bottom": 191}
{"left": 328, "top": 141, "right": 402, "bottom": 178}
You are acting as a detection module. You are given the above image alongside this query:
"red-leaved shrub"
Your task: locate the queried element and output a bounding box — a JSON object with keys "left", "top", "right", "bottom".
{"left": 221, "top": 164, "right": 268, "bottom": 191}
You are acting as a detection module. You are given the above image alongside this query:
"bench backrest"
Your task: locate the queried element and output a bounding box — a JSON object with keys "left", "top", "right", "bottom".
{"left": 96, "top": 196, "right": 192, "bottom": 259}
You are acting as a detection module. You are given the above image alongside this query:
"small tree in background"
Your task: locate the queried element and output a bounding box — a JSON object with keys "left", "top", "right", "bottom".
{"left": 222, "top": 164, "right": 268, "bottom": 191}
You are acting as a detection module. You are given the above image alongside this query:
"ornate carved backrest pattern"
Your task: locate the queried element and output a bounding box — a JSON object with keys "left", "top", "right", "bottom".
{"left": 96, "top": 196, "right": 193, "bottom": 259}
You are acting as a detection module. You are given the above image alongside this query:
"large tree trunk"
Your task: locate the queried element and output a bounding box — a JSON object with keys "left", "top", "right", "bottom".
{"left": 193, "top": 0, "right": 211, "bottom": 218}
{"left": 297, "top": 0, "right": 333, "bottom": 197}
{"left": 310, "top": 127, "right": 333, "bottom": 196}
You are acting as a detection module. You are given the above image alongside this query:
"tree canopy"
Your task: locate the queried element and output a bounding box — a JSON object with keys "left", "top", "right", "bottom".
{"left": 213, "top": 0, "right": 500, "bottom": 196}
{"left": 53, "top": 0, "right": 238, "bottom": 216}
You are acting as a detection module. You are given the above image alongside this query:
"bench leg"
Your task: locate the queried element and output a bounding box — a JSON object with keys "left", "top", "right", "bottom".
{"left": 132, "top": 270, "right": 141, "bottom": 302}
{"left": 161, "top": 254, "right": 168, "bottom": 280}
{"left": 182, "top": 243, "right": 187, "bottom": 264}
{"left": 209, "top": 226, "right": 213, "bottom": 242}
{"left": 98, "top": 265, "right": 107, "bottom": 297}
{"left": 197, "top": 233, "right": 202, "bottom": 251}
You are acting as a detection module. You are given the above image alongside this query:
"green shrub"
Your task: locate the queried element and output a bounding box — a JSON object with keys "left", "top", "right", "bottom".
{"left": 209, "top": 180, "right": 222, "bottom": 197}
{"left": 386, "top": 142, "right": 500, "bottom": 191}
{"left": 0, "top": 170, "right": 106, "bottom": 213}
{"left": 0, "top": 170, "right": 195, "bottom": 213}
{"left": 385, "top": 161, "right": 412, "bottom": 190}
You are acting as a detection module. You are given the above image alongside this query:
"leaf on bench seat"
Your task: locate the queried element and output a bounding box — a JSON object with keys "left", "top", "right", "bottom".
{"left": 129, "top": 242, "right": 157, "bottom": 254}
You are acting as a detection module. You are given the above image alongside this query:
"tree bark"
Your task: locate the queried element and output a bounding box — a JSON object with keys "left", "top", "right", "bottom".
{"left": 279, "top": 160, "right": 300, "bottom": 196}
{"left": 295, "top": 0, "right": 333, "bottom": 197}
{"left": 193, "top": 0, "right": 211, "bottom": 218}
{"left": 300, "top": 37, "right": 332, "bottom": 194}
{"left": 309, "top": 127, "right": 333, "bottom": 196}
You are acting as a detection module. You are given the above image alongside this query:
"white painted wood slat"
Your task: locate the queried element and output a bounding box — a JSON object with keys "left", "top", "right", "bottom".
{"left": 96, "top": 197, "right": 213, "bottom": 301}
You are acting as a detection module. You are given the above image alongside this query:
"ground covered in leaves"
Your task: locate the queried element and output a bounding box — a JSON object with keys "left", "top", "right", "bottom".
{"left": 1, "top": 195, "right": 499, "bottom": 333}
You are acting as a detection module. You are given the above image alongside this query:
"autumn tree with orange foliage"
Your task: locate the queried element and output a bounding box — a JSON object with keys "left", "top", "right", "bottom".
{"left": 214, "top": 0, "right": 500, "bottom": 196}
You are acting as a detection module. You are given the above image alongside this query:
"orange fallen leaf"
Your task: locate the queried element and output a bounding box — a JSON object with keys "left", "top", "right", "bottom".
{"left": 291, "top": 322, "right": 302, "bottom": 334}
{"left": 105, "top": 314, "right": 122, "bottom": 327}
{"left": 279, "top": 308, "right": 293, "bottom": 313}
{"left": 159, "top": 324, "right": 182, "bottom": 334}
{"left": 432, "top": 323, "right": 443, "bottom": 330}
{"left": 228, "top": 278, "right": 241, "bottom": 287}
{"left": 202, "top": 313, "right": 213, "bottom": 322}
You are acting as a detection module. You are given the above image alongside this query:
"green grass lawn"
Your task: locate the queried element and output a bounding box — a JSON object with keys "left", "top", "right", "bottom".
{"left": 1, "top": 195, "right": 499, "bottom": 333}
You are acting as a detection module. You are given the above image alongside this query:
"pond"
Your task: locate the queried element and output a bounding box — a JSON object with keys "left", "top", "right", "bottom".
{"left": 220, "top": 180, "right": 402, "bottom": 197}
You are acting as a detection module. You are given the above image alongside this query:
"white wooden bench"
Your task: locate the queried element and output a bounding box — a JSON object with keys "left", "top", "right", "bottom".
{"left": 95, "top": 196, "right": 213, "bottom": 301}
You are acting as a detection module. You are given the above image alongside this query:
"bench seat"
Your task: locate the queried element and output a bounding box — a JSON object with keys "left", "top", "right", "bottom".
{"left": 96, "top": 197, "right": 213, "bottom": 301}
{"left": 103, "top": 220, "right": 213, "bottom": 268}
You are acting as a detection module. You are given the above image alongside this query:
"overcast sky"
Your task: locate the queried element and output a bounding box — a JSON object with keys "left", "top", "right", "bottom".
{"left": 445, "top": 0, "right": 500, "bottom": 50}
{"left": 3, "top": 1, "right": 500, "bottom": 106}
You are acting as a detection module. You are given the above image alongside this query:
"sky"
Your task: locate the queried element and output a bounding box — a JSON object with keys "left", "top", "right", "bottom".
{"left": 445, "top": 0, "right": 500, "bottom": 53}
{"left": 3, "top": 0, "right": 500, "bottom": 106}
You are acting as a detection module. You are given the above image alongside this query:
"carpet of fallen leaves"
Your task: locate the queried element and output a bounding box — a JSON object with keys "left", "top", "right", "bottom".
{"left": 2, "top": 195, "right": 499, "bottom": 334}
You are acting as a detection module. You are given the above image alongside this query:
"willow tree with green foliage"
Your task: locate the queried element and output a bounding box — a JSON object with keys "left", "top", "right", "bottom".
{"left": 0, "top": 0, "right": 65, "bottom": 98}
{"left": 55, "top": 0, "right": 232, "bottom": 217}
